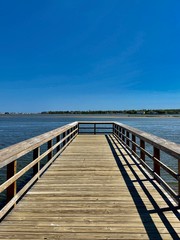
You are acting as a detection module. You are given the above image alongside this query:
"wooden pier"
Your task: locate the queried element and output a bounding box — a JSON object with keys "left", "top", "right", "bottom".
{"left": 0, "top": 121, "right": 180, "bottom": 239}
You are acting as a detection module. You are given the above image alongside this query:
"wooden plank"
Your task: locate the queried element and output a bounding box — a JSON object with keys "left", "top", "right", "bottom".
{"left": 0, "top": 134, "right": 179, "bottom": 240}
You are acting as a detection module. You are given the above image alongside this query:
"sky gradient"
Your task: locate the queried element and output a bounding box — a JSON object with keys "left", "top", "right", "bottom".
{"left": 0, "top": 0, "right": 180, "bottom": 112}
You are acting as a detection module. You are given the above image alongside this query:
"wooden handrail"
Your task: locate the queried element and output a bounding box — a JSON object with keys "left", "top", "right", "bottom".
{"left": 0, "top": 122, "right": 78, "bottom": 168}
{"left": 0, "top": 122, "right": 78, "bottom": 220}
{"left": 0, "top": 120, "right": 179, "bottom": 220}
{"left": 113, "top": 122, "right": 180, "bottom": 206}
{"left": 78, "top": 121, "right": 113, "bottom": 134}
{"left": 113, "top": 121, "right": 180, "bottom": 159}
{"left": 78, "top": 121, "right": 180, "bottom": 205}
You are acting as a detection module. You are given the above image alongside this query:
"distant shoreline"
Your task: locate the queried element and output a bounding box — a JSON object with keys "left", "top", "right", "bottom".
{"left": 1, "top": 108, "right": 180, "bottom": 117}
{"left": 43, "top": 113, "right": 180, "bottom": 118}
{"left": 0, "top": 113, "right": 180, "bottom": 118}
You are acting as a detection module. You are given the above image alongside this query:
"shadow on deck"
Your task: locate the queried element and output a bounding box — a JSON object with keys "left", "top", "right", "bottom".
{"left": 106, "top": 134, "right": 180, "bottom": 240}
{"left": 0, "top": 125, "right": 179, "bottom": 240}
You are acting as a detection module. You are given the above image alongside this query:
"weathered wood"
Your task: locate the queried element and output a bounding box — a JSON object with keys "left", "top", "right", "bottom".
{"left": 140, "top": 139, "right": 145, "bottom": 161}
{"left": 0, "top": 155, "right": 41, "bottom": 194}
{"left": 62, "top": 131, "right": 66, "bottom": 147}
{"left": 122, "top": 128, "right": 125, "bottom": 142}
{"left": 0, "top": 173, "right": 39, "bottom": 219}
{"left": 0, "top": 125, "right": 78, "bottom": 219}
{"left": 33, "top": 147, "right": 40, "bottom": 176}
{"left": 126, "top": 131, "right": 130, "bottom": 146}
{"left": 56, "top": 135, "right": 60, "bottom": 153}
{"left": 0, "top": 121, "right": 180, "bottom": 239}
{"left": 154, "top": 147, "right": 160, "bottom": 176}
{"left": 132, "top": 134, "right": 136, "bottom": 153}
{"left": 113, "top": 122, "right": 179, "bottom": 205}
{"left": 47, "top": 140, "right": 53, "bottom": 160}
{"left": 0, "top": 130, "right": 77, "bottom": 195}
{"left": 0, "top": 134, "right": 78, "bottom": 220}
{"left": 113, "top": 121, "right": 180, "bottom": 159}
{"left": 6, "top": 161, "right": 17, "bottom": 203}
{"left": 0, "top": 135, "right": 179, "bottom": 240}
{"left": 0, "top": 122, "right": 78, "bottom": 168}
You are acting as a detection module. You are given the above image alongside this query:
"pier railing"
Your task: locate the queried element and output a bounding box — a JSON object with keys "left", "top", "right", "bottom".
{"left": 78, "top": 121, "right": 114, "bottom": 134}
{"left": 78, "top": 121, "right": 180, "bottom": 205}
{"left": 0, "top": 121, "right": 179, "bottom": 220}
{"left": 0, "top": 122, "right": 78, "bottom": 219}
{"left": 112, "top": 121, "right": 180, "bottom": 206}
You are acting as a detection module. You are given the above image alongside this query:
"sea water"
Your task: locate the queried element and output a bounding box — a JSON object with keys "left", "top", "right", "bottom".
{"left": 0, "top": 114, "right": 179, "bottom": 149}
{"left": 0, "top": 114, "right": 179, "bottom": 208}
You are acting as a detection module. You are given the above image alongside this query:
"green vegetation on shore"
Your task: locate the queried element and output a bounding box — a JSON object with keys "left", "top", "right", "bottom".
{"left": 41, "top": 109, "right": 180, "bottom": 115}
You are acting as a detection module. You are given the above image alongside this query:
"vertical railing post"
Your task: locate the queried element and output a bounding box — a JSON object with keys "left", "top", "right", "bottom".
{"left": 94, "top": 123, "right": 96, "bottom": 135}
{"left": 48, "top": 139, "right": 53, "bottom": 161}
{"left": 65, "top": 130, "right": 68, "bottom": 145}
{"left": 78, "top": 123, "right": 80, "bottom": 134}
{"left": 33, "top": 147, "right": 40, "bottom": 177}
{"left": 75, "top": 125, "right": 78, "bottom": 136}
{"left": 7, "top": 160, "right": 17, "bottom": 203}
{"left": 62, "top": 131, "right": 66, "bottom": 148}
{"left": 122, "top": 128, "right": 125, "bottom": 142}
{"left": 56, "top": 135, "right": 60, "bottom": 153}
{"left": 78, "top": 123, "right": 80, "bottom": 135}
{"left": 67, "top": 129, "right": 70, "bottom": 142}
{"left": 117, "top": 126, "right": 120, "bottom": 138}
{"left": 75, "top": 125, "right": 77, "bottom": 136}
{"left": 113, "top": 123, "right": 115, "bottom": 135}
{"left": 70, "top": 127, "right": 73, "bottom": 139}
{"left": 140, "top": 139, "right": 145, "bottom": 161}
{"left": 114, "top": 124, "right": 116, "bottom": 136}
{"left": 71, "top": 127, "right": 73, "bottom": 138}
{"left": 153, "top": 147, "right": 160, "bottom": 182}
{"left": 116, "top": 124, "right": 118, "bottom": 136}
{"left": 153, "top": 147, "right": 160, "bottom": 178}
{"left": 118, "top": 126, "right": 120, "bottom": 138}
{"left": 126, "top": 131, "right": 130, "bottom": 146}
{"left": 132, "top": 134, "right": 136, "bottom": 154}
{"left": 120, "top": 127, "right": 122, "bottom": 140}
{"left": 69, "top": 128, "right": 72, "bottom": 140}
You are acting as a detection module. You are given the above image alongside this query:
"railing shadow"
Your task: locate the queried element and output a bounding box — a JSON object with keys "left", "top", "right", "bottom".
{"left": 106, "top": 134, "right": 180, "bottom": 240}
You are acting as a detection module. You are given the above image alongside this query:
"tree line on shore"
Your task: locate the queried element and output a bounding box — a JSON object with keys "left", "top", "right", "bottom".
{"left": 41, "top": 109, "right": 180, "bottom": 115}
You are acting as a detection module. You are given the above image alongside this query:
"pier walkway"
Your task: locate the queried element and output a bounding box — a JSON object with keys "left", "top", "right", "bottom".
{"left": 0, "top": 122, "right": 179, "bottom": 239}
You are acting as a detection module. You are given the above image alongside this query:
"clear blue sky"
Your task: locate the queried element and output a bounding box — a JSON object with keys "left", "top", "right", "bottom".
{"left": 0, "top": 0, "right": 180, "bottom": 112}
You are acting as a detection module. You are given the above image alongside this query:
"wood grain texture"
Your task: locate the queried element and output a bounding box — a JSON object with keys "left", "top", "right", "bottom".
{"left": 0, "top": 122, "right": 78, "bottom": 168}
{"left": 113, "top": 121, "right": 180, "bottom": 158}
{"left": 0, "top": 134, "right": 179, "bottom": 240}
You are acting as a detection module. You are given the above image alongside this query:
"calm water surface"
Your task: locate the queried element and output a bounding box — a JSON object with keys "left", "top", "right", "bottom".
{"left": 0, "top": 114, "right": 179, "bottom": 149}
{"left": 0, "top": 114, "right": 179, "bottom": 207}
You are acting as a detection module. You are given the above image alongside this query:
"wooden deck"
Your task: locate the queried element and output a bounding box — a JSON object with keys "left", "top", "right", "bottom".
{"left": 0, "top": 134, "right": 179, "bottom": 239}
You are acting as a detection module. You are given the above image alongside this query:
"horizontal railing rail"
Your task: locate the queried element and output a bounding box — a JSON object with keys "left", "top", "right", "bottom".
{"left": 0, "top": 120, "right": 179, "bottom": 221}
{"left": 78, "top": 121, "right": 114, "bottom": 134}
{"left": 0, "top": 122, "right": 78, "bottom": 220}
{"left": 113, "top": 121, "right": 180, "bottom": 206}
